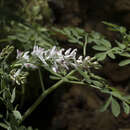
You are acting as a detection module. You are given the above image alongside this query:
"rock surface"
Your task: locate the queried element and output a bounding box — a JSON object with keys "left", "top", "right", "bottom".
{"left": 51, "top": 85, "right": 117, "bottom": 130}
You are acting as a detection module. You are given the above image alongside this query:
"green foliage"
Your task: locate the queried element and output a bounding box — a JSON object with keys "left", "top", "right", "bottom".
{"left": 54, "top": 22, "right": 130, "bottom": 66}
{"left": 111, "top": 97, "right": 120, "bottom": 117}
{"left": 0, "top": 3, "right": 130, "bottom": 127}
{"left": 0, "top": 45, "right": 39, "bottom": 129}
{"left": 8, "top": 22, "right": 58, "bottom": 50}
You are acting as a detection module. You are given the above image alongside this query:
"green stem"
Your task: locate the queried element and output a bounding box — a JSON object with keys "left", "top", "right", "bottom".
{"left": 20, "top": 85, "right": 25, "bottom": 107}
{"left": 20, "top": 70, "right": 76, "bottom": 124}
{"left": 66, "top": 80, "right": 85, "bottom": 85}
{"left": 38, "top": 69, "right": 45, "bottom": 92}
{"left": 83, "top": 34, "right": 88, "bottom": 57}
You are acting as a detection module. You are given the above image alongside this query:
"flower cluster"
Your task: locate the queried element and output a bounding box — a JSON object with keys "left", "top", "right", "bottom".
{"left": 10, "top": 68, "right": 28, "bottom": 85}
{"left": 10, "top": 45, "right": 98, "bottom": 84}
{"left": 30, "top": 45, "right": 97, "bottom": 72}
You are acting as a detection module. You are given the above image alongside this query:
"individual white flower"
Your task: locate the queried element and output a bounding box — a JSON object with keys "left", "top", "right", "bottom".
{"left": 70, "top": 49, "right": 77, "bottom": 56}
{"left": 50, "top": 46, "right": 56, "bottom": 56}
{"left": 84, "top": 56, "right": 91, "bottom": 61}
{"left": 16, "top": 50, "right": 23, "bottom": 59}
{"left": 22, "top": 51, "right": 29, "bottom": 61}
{"left": 16, "top": 49, "right": 29, "bottom": 61}
{"left": 52, "top": 62, "right": 58, "bottom": 72}
{"left": 46, "top": 46, "right": 57, "bottom": 59}
{"left": 64, "top": 49, "right": 77, "bottom": 59}
{"left": 58, "top": 48, "right": 65, "bottom": 56}
{"left": 93, "top": 61, "right": 98, "bottom": 64}
{"left": 39, "top": 55, "right": 48, "bottom": 65}
{"left": 31, "top": 45, "right": 47, "bottom": 65}
{"left": 76, "top": 56, "right": 83, "bottom": 64}
{"left": 52, "top": 67, "right": 57, "bottom": 72}
{"left": 65, "top": 48, "right": 71, "bottom": 55}
{"left": 24, "top": 63, "right": 38, "bottom": 69}
{"left": 55, "top": 58, "right": 63, "bottom": 63}
{"left": 13, "top": 69, "right": 21, "bottom": 78}
{"left": 31, "top": 45, "right": 44, "bottom": 56}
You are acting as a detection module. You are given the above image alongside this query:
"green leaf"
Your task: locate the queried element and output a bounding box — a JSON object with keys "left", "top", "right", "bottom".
{"left": 100, "top": 95, "right": 112, "bottom": 112}
{"left": 63, "top": 28, "right": 71, "bottom": 36}
{"left": 124, "top": 95, "right": 130, "bottom": 100}
{"left": 13, "top": 110, "right": 22, "bottom": 120}
{"left": 0, "top": 114, "right": 3, "bottom": 118}
{"left": 71, "top": 28, "right": 81, "bottom": 38}
{"left": 100, "top": 39, "right": 111, "bottom": 48}
{"left": 95, "top": 53, "right": 107, "bottom": 61}
{"left": 103, "top": 21, "right": 126, "bottom": 33}
{"left": 27, "top": 126, "right": 33, "bottom": 130}
{"left": 102, "top": 21, "right": 119, "bottom": 28}
{"left": 0, "top": 122, "right": 9, "bottom": 129}
{"left": 116, "top": 41, "right": 126, "bottom": 49}
{"left": 10, "top": 88, "right": 16, "bottom": 103}
{"left": 119, "top": 27, "right": 127, "bottom": 34}
{"left": 119, "top": 52, "right": 130, "bottom": 57}
{"left": 92, "top": 81, "right": 103, "bottom": 87}
{"left": 92, "top": 45, "right": 108, "bottom": 51}
{"left": 122, "top": 102, "right": 130, "bottom": 115}
{"left": 111, "top": 98, "right": 120, "bottom": 117}
{"left": 112, "top": 47, "right": 122, "bottom": 54}
{"left": 119, "top": 59, "right": 130, "bottom": 66}
{"left": 91, "top": 31, "right": 102, "bottom": 40}
{"left": 107, "top": 52, "right": 116, "bottom": 59}
{"left": 127, "top": 48, "right": 130, "bottom": 51}
{"left": 68, "top": 39, "right": 78, "bottom": 43}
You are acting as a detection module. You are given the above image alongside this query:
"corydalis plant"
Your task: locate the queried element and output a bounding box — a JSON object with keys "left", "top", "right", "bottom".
{"left": 11, "top": 45, "right": 98, "bottom": 85}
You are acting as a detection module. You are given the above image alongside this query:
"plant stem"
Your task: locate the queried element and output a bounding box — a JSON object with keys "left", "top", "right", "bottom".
{"left": 66, "top": 80, "right": 85, "bottom": 85}
{"left": 20, "top": 70, "right": 76, "bottom": 124}
{"left": 38, "top": 68, "right": 45, "bottom": 92}
{"left": 83, "top": 34, "right": 88, "bottom": 57}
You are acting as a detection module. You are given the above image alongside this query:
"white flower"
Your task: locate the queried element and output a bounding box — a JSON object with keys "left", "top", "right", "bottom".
{"left": 58, "top": 48, "right": 65, "bottom": 56}
{"left": 22, "top": 51, "right": 29, "bottom": 61}
{"left": 77, "top": 56, "right": 83, "bottom": 64}
{"left": 93, "top": 61, "right": 98, "bottom": 64}
{"left": 16, "top": 45, "right": 94, "bottom": 73}
{"left": 13, "top": 69, "right": 21, "bottom": 78}
{"left": 24, "top": 63, "right": 38, "bottom": 69}
{"left": 39, "top": 55, "right": 48, "bottom": 65}
{"left": 84, "top": 56, "right": 91, "bottom": 61}
{"left": 31, "top": 45, "right": 47, "bottom": 65}
{"left": 52, "top": 62, "right": 58, "bottom": 72}
{"left": 46, "top": 46, "right": 57, "bottom": 59}
{"left": 31, "top": 45, "right": 44, "bottom": 56}
{"left": 64, "top": 49, "right": 77, "bottom": 59}
{"left": 50, "top": 46, "right": 56, "bottom": 56}
{"left": 16, "top": 49, "right": 29, "bottom": 61}
{"left": 16, "top": 50, "right": 23, "bottom": 59}
{"left": 65, "top": 48, "right": 71, "bottom": 55}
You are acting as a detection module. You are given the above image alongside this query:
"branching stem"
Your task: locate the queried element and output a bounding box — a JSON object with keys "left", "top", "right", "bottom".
{"left": 20, "top": 70, "right": 76, "bottom": 124}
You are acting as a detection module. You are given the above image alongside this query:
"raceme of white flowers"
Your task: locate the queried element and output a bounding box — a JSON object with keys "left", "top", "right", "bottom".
{"left": 11, "top": 45, "right": 98, "bottom": 84}
{"left": 20, "top": 45, "right": 96, "bottom": 70}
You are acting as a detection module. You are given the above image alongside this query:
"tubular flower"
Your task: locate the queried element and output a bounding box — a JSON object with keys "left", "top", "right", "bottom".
{"left": 16, "top": 49, "right": 29, "bottom": 61}
{"left": 31, "top": 45, "right": 47, "bottom": 65}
